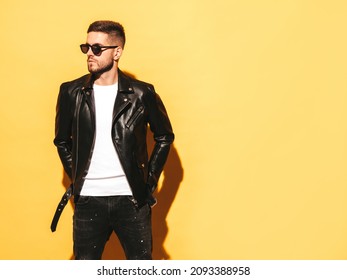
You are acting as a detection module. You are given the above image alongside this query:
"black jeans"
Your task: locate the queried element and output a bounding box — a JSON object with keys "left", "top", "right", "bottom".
{"left": 73, "top": 196, "right": 152, "bottom": 260}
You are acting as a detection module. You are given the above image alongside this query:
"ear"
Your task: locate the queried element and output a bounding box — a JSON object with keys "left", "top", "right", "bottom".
{"left": 114, "top": 47, "right": 123, "bottom": 61}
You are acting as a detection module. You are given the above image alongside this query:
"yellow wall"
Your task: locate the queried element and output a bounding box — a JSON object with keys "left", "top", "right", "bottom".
{"left": 1, "top": 0, "right": 347, "bottom": 259}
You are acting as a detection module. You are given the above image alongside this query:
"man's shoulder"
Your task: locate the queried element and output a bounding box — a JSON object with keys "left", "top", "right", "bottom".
{"left": 129, "top": 76, "right": 154, "bottom": 89}
{"left": 119, "top": 70, "right": 155, "bottom": 93}
{"left": 61, "top": 74, "right": 90, "bottom": 89}
{"left": 58, "top": 74, "right": 91, "bottom": 103}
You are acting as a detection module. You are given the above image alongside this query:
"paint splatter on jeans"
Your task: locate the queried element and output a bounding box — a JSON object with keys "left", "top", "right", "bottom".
{"left": 73, "top": 195, "right": 152, "bottom": 260}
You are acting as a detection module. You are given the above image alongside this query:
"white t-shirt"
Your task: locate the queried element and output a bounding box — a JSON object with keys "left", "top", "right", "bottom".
{"left": 80, "top": 83, "right": 132, "bottom": 196}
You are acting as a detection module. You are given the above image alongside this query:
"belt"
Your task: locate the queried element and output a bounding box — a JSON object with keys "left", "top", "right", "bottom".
{"left": 51, "top": 185, "right": 73, "bottom": 232}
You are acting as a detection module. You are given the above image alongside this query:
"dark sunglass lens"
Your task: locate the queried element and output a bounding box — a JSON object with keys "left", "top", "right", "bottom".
{"left": 80, "top": 44, "right": 89, "bottom": 54}
{"left": 91, "top": 45, "right": 102, "bottom": 56}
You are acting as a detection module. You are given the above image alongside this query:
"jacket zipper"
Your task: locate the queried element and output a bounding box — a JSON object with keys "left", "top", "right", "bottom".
{"left": 73, "top": 91, "right": 83, "bottom": 184}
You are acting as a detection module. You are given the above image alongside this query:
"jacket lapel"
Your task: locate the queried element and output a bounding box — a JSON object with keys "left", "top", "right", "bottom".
{"left": 81, "top": 74, "right": 95, "bottom": 113}
{"left": 113, "top": 69, "right": 134, "bottom": 122}
{"left": 80, "top": 71, "right": 134, "bottom": 123}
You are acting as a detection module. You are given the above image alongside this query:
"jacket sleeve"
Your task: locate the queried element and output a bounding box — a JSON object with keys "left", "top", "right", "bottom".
{"left": 146, "top": 86, "right": 174, "bottom": 193}
{"left": 53, "top": 83, "right": 74, "bottom": 180}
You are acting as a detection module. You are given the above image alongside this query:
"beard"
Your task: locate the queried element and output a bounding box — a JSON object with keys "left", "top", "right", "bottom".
{"left": 87, "top": 59, "right": 114, "bottom": 75}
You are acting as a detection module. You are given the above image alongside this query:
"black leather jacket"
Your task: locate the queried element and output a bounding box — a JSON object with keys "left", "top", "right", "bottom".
{"left": 54, "top": 69, "right": 174, "bottom": 207}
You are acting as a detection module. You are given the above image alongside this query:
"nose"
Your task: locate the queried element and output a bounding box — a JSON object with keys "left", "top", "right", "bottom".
{"left": 87, "top": 47, "right": 94, "bottom": 56}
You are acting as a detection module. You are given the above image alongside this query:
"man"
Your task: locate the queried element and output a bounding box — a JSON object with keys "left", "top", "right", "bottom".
{"left": 53, "top": 20, "right": 174, "bottom": 260}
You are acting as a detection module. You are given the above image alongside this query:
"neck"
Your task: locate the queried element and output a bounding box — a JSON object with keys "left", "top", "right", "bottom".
{"left": 94, "top": 67, "right": 118, "bottom": 86}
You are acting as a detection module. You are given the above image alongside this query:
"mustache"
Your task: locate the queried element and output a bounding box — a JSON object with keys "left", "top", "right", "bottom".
{"left": 87, "top": 55, "right": 97, "bottom": 62}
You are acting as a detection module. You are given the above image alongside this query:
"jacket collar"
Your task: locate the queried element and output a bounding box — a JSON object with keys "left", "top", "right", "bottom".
{"left": 118, "top": 69, "right": 134, "bottom": 94}
{"left": 82, "top": 68, "right": 134, "bottom": 94}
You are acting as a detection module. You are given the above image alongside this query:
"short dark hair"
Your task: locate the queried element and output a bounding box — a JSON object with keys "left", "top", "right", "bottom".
{"left": 87, "top": 20, "right": 126, "bottom": 47}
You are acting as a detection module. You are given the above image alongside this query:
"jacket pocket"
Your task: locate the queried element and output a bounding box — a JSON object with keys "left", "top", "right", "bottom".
{"left": 125, "top": 106, "right": 144, "bottom": 128}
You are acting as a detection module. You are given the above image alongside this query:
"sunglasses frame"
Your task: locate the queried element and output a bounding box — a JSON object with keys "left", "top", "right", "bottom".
{"left": 80, "top": 44, "right": 118, "bottom": 56}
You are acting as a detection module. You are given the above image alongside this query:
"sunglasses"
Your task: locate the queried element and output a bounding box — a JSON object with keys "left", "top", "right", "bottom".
{"left": 80, "top": 44, "right": 118, "bottom": 56}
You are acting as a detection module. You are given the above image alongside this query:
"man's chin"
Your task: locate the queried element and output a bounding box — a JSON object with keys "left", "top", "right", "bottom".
{"left": 88, "top": 64, "right": 113, "bottom": 75}
{"left": 88, "top": 66, "right": 98, "bottom": 74}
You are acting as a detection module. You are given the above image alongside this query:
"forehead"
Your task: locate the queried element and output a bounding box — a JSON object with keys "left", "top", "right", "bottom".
{"left": 86, "top": 32, "right": 111, "bottom": 45}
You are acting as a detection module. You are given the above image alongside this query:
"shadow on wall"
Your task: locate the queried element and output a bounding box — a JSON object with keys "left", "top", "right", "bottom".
{"left": 57, "top": 70, "right": 183, "bottom": 260}
{"left": 102, "top": 141, "right": 183, "bottom": 260}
